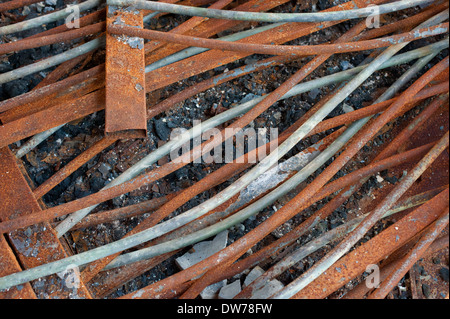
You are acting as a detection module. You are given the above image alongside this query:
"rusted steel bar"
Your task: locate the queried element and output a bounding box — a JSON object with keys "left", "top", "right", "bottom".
{"left": 0, "top": 0, "right": 42, "bottom": 12}
{"left": 0, "top": 65, "right": 104, "bottom": 124}
{"left": 0, "top": 235, "right": 37, "bottom": 299}
{"left": 186, "top": 92, "right": 449, "bottom": 298}
{"left": 90, "top": 192, "right": 247, "bottom": 296}
{"left": 0, "top": 142, "right": 434, "bottom": 292}
{"left": 90, "top": 252, "right": 182, "bottom": 298}
{"left": 367, "top": 209, "right": 449, "bottom": 299}
{"left": 175, "top": 20, "right": 450, "bottom": 299}
{"left": 120, "top": 142, "right": 435, "bottom": 298}
{"left": 0, "top": 12, "right": 442, "bottom": 235}
{"left": 68, "top": 194, "right": 177, "bottom": 231}
{"left": 144, "top": 0, "right": 234, "bottom": 55}
{"left": 0, "top": 65, "right": 104, "bottom": 114}
{"left": 307, "top": 86, "right": 449, "bottom": 138}
{"left": 356, "top": 1, "right": 449, "bottom": 41}
{"left": 0, "top": 147, "right": 93, "bottom": 298}
{"left": 142, "top": 1, "right": 432, "bottom": 64}
{"left": 110, "top": 0, "right": 433, "bottom": 23}
{"left": 110, "top": 23, "right": 449, "bottom": 57}
{"left": 0, "top": 22, "right": 105, "bottom": 55}
{"left": 105, "top": 6, "right": 147, "bottom": 138}
{"left": 88, "top": 185, "right": 250, "bottom": 297}
{"left": 80, "top": 129, "right": 343, "bottom": 282}
{"left": 0, "top": 62, "right": 442, "bottom": 238}
{"left": 265, "top": 57, "right": 449, "bottom": 298}
{"left": 53, "top": 14, "right": 371, "bottom": 244}
{"left": 0, "top": 0, "right": 288, "bottom": 119}
{"left": 32, "top": 137, "right": 116, "bottom": 199}
{"left": 0, "top": 0, "right": 412, "bottom": 129}
{"left": 282, "top": 91, "right": 449, "bottom": 266}
{"left": 144, "top": 0, "right": 293, "bottom": 65}
{"left": 230, "top": 187, "right": 447, "bottom": 299}
{"left": 144, "top": 0, "right": 390, "bottom": 91}
{"left": 0, "top": 1, "right": 404, "bottom": 119}
{"left": 0, "top": 5, "right": 178, "bottom": 120}
{"left": 160, "top": 55, "right": 450, "bottom": 299}
{"left": 278, "top": 130, "right": 449, "bottom": 299}
{"left": 55, "top": 3, "right": 385, "bottom": 239}
{"left": 24, "top": 8, "right": 106, "bottom": 40}
{"left": 0, "top": 89, "right": 105, "bottom": 147}
{"left": 147, "top": 55, "right": 294, "bottom": 118}
{"left": 0, "top": 0, "right": 102, "bottom": 37}
{"left": 146, "top": 3, "right": 447, "bottom": 118}
{"left": 248, "top": 77, "right": 447, "bottom": 298}
{"left": 342, "top": 234, "right": 450, "bottom": 299}
{"left": 290, "top": 189, "right": 449, "bottom": 299}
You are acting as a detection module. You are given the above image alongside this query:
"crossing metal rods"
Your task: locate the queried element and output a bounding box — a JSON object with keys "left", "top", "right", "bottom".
{"left": 0, "top": 0, "right": 448, "bottom": 299}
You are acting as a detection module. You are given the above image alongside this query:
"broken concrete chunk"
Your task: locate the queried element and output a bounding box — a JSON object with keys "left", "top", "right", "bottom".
{"left": 242, "top": 266, "right": 285, "bottom": 299}
{"left": 251, "top": 280, "right": 284, "bottom": 299}
{"left": 200, "top": 280, "right": 227, "bottom": 299}
{"left": 243, "top": 266, "right": 265, "bottom": 288}
{"left": 175, "top": 230, "right": 229, "bottom": 271}
{"left": 219, "top": 280, "right": 242, "bottom": 299}
{"left": 175, "top": 231, "right": 229, "bottom": 299}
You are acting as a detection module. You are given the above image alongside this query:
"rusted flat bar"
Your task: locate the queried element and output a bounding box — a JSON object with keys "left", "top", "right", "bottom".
{"left": 342, "top": 233, "right": 450, "bottom": 299}
{"left": 292, "top": 189, "right": 449, "bottom": 299}
{"left": 0, "top": 68, "right": 104, "bottom": 125}
{"left": 80, "top": 130, "right": 342, "bottom": 283}
{"left": 89, "top": 193, "right": 244, "bottom": 297}
{"left": 0, "top": 22, "right": 105, "bottom": 55}
{"left": 0, "top": 65, "right": 105, "bottom": 115}
{"left": 368, "top": 209, "right": 449, "bottom": 299}
{"left": 0, "top": 147, "right": 93, "bottom": 299}
{"left": 0, "top": 89, "right": 105, "bottom": 148}
{"left": 105, "top": 5, "right": 147, "bottom": 138}
{"left": 0, "top": 235, "right": 36, "bottom": 299}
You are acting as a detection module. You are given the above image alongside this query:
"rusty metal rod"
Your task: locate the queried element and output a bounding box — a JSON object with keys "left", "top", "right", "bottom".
{"left": 0, "top": 37, "right": 104, "bottom": 85}
{"left": 32, "top": 137, "right": 117, "bottom": 199}
{"left": 80, "top": 129, "right": 346, "bottom": 282}
{"left": 109, "top": 23, "right": 449, "bottom": 57}
{"left": 185, "top": 90, "right": 448, "bottom": 298}
{"left": 292, "top": 189, "right": 449, "bottom": 299}
{"left": 109, "top": 0, "right": 433, "bottom": 23}
{"left": 67, "top": 194, "right": 177, "bottom": 231}
{"left": 176, "top": 13, "right": 449, "bottom": 299}
{"left": 53, "top": 15, "right": 373, "bottom": 236}
{"left": 236, "top": 187, "right": 448, "bottom": 299}
{"left": 277, "top": 131, "right": 449, "bottom": 299}
{"left": 0, "top": 143, "right": 433, "bottom": 290}
{"left": 0, "top": 0, "right": 43, "bottom": 12}
{"left": 120, "top": 142, "right": 436, "bottom": 299}
{"left": 367, "top": 209, "right": 449, "bottom": 299}
{"left": 0, "top": 0, "right": 102, "bottom": 36}
{"left": 0, "top": 41, "right": 442, "bottom": 236}
{"left": 268, "top": 57, "right": 450, "bottom": 298}
{"left": 342, "top": 234, "right": 449, "bottom": 299}
{"left": 0, "top": 22, "right": 105, "bottom": 55}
